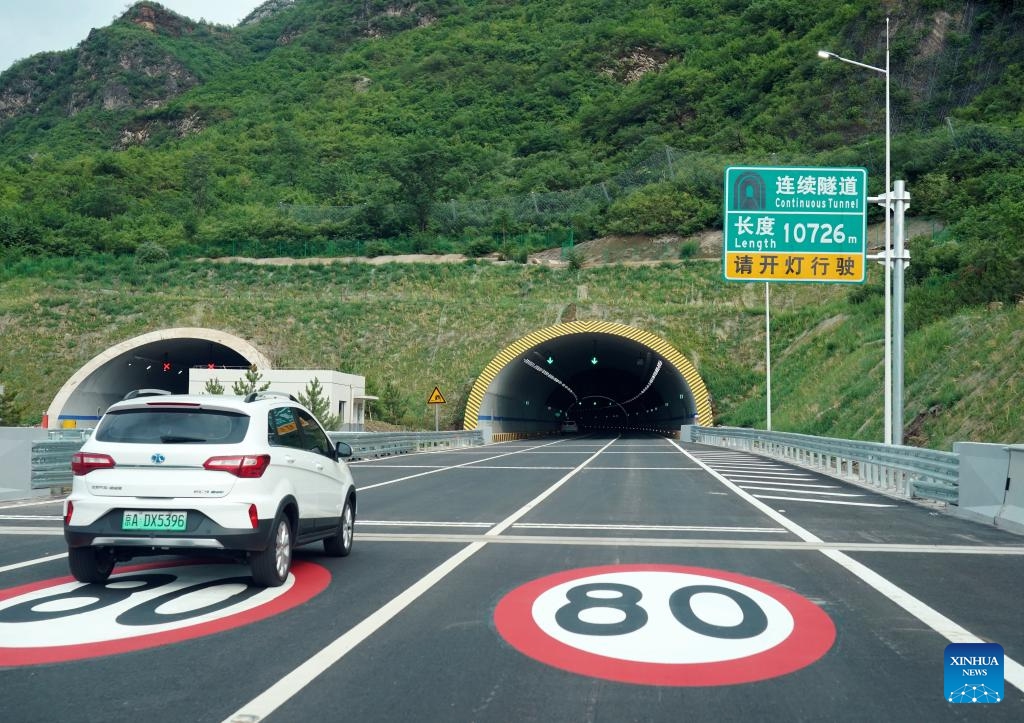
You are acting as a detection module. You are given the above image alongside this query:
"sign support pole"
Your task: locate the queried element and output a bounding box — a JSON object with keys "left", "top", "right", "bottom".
{"left": 765, "top": 282, "right": 772, "bottom": 431}
{"left": 891, "top": 179, "right": 910, "bottom": 445}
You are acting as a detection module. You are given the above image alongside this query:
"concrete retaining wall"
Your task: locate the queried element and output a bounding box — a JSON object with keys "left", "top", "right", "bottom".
{"left": 0, "top": 428, "right": 52, "bottom": 501}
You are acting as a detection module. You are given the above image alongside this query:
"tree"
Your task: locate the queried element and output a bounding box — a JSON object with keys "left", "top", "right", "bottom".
{"left": 297, "top": 377, "right": 340, "bottom": 431}
{"left": 204, "top": 377, "right": 225, "bottom": 395}
{"left": 232, "top": 365, "right": 271, "bottom": 395}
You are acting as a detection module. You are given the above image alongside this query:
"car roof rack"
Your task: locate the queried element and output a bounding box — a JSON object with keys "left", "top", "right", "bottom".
{"left": 243, "top": 391, "right": 298, "bottom": 403}
{"left": 122, "top": 389, "right": 173, "bottom": 400}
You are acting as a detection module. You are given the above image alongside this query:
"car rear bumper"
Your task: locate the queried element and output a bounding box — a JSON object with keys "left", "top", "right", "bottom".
{"left": 65, "top": 509, "right": 275, "bottom": 552}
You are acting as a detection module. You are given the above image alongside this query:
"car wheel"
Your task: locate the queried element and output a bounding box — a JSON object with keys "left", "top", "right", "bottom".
{"left": 68, "top": 546, "right": 116, "bottom": 583}
{"left": 250, "top": 515, "right": 292, "bottom": 587}
{"left": 324, "top": 497, "right": 355, "bottom": 557}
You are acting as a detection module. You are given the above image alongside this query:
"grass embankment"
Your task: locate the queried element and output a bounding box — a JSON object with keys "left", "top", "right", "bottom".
{"left": 0, "top": 254, "right": 1020, "bottom": 448}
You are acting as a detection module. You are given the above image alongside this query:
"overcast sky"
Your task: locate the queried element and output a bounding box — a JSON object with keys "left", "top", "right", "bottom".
{"left": 0, "top": 1, "right": 266, "bottom": 73}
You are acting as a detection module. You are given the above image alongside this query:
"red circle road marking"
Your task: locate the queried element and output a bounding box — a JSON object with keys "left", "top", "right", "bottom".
{"left": 494, "top": 564, "right": 836, "bottom": 686}
{"left": 0, "top": 560, "right": 330, "bottom": 666}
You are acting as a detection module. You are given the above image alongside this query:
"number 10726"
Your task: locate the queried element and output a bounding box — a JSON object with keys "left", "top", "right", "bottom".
{"left": 782, "top": 222, "right": 856, "bottom": 245}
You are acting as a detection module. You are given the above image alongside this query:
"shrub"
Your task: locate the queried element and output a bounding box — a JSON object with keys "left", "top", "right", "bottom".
{"left": 135, "top": 241, "right": 170, "bottom": 263}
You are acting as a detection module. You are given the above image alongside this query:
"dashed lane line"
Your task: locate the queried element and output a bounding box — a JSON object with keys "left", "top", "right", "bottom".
{"left": 355, "top": 437, "right": 570, "bottom": 491}
{"left": 675, "top": 439, "right": 1024, "bottom": 694}
{"left": 222, "top": 436, "right": 621, "bottom": 723}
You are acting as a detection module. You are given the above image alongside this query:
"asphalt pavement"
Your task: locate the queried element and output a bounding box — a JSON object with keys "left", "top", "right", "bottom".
{"left": 1, "top": 434, "right": 1021, "bottom": 722}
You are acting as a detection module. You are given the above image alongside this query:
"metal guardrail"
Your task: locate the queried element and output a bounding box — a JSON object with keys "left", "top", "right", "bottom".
{"left": 689, "top": 426, "right": 959, "bottom": 503}
{"left": 29, "top": 430, "right": 485, "bottom": 490}
{"left": 29, "top": 430, "right": 93, "bottom": 491}
{"left": 329, "top": 430, "right": 484, "bottom": 460}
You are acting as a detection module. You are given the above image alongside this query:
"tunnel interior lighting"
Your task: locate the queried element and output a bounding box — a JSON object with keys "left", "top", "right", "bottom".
{"left": 523, "top": 358, "right": 578, "bottom": 402}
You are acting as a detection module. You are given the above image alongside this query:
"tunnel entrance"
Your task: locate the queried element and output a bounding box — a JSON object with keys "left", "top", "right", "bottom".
{"left": 464, "top": 321, "right": 712, "bottom": 436}
{"left": 45, "top": 328, "right": 271, "bottom": 428}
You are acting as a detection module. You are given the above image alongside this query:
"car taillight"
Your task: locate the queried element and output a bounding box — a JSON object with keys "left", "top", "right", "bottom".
{"left": 248, "top": 504, "right": 259, "bottom": 529}
{"left": 71, "top": 452, "right": 115, "bottom": 476}
{"left": 64, "top": 501, "right": 74, "bottom": 525}
{"left": 203, "top": 454, "right": 271, "bottom": 478}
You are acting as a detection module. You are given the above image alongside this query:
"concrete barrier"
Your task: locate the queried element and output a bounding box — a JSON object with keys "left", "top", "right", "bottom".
{"left": 0, "top": 428, "right": 53, "bottom": 501}
{"left": 997, "top": 444, "right": 1024, "bottom": 535}
{"left": 953, "top": 442, "right": 1010, "bottom": 527}
{"left": 955, "top": 442, "right": 1024, "bottom": 536}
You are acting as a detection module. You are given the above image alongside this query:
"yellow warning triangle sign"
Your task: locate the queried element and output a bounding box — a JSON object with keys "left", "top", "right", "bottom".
{"left": 427, "top": 386, "right": 446, "bottom": 404}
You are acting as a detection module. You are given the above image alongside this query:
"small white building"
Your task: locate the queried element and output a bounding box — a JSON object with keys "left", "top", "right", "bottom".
{"left": 188, "top": 368, "right": 374, "bottom": 431}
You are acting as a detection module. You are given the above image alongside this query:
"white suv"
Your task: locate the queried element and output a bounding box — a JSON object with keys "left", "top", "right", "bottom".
{"left": 63, "top": 390, "right": 356, "bottom": 587}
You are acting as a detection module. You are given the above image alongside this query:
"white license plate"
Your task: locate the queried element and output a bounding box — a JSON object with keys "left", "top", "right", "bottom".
{"left": 122, "top": 510, "right": 187, "bottom": 532}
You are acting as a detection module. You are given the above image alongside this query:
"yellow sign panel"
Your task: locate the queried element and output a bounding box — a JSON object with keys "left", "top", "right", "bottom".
{"left": 427, "top": 387, "right": 446, "bottom": 404}
{"left": 724, "top": 252, "right": 864, "bottom": 283}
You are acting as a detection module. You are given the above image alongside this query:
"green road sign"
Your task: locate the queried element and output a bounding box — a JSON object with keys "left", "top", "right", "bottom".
{"left": 724, "top": 166, "right": 868, "bottom": 283}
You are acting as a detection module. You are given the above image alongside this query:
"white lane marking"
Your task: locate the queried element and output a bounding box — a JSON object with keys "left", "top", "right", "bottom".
{"left": 716, "top": 471, "right": 819, "bottom": 479}
{"left": 581, "top": 466, "right": 704, "bottom": 471}
{"left": 0, "top": 552, "right": 68, "bottom": 573}
{"left": 732, "top": 481, "right": 839, "bottom": 489}
{"left": 700, "top": 463, "right": 809, "bottom": 470}
{"left": 594, "top": 451, "right": 691, "bottom": 455}
{"left": 355, "top": 465, "right": 576, "bottom": 471}
{"left": 0, "top": 515, "right": 63, "bottom": 520}
{"left": 674, "top": 440, "right": 1024, "bottom": 694}
{"left": 513, "top": 522, "right": 789, "bottom": 533}
{"left": 355, "top": 438, "right": 569, "bottom": 491}
{"left": 358, "top": 520, "right": 493, "bottom": 528}
{"left": 354, "top": 532, "right": 1024, "bottom": 555}
{"left": 0, "top": 527, "right": 64, "bottom": 535}
{"left": 356, "top": 521, "right": 789, "bottom": 533}
{"left": 0, "top": 499, "right": 64, "bottom": 509}
{"left": 222, "top": 437, "right": 621, "bottom": 723}
{"left": 701, "top": 469, "right": 817, "bottom": 477}
{"left": 739, "top": 487, "right": 865, "bottom": 498}
{"left": 751, "top": 495, "right": 895, "bottom": 508}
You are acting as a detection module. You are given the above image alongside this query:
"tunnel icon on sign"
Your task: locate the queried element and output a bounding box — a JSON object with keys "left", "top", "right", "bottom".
{"left": 732, "top": 172, "right": 766, "bottom": 210}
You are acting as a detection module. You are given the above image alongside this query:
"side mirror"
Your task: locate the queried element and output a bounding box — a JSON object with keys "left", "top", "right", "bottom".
{"left": 335, "top": 441, "right": 353, "bottom": 459}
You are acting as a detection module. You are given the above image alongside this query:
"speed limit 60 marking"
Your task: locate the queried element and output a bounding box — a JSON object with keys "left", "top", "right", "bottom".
{"left": 494, "top": 564, "right": 835, "bottom": 686}
{"left": 0, "top": 560, "right": 330, "bottom": 666}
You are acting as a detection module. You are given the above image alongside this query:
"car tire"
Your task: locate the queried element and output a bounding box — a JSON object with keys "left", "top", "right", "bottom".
{"left": 68, "top": 546, "right": 116, "bottom": 583}
{"left": 323, "top": 496, "right": 355, "bottom": 557}
{"left": 249, "top": 515, "right": 292, "bottom": 587}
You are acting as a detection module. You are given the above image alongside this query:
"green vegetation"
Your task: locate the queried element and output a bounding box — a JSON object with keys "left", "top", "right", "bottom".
{"left": 0, "top": 253, "right": 1021, "bottom": 448}
{"left": 0, "top": 363, "right": 25, "bottom": 425}
{"left": 0, "top": 1, "right": 1022, "bottom": 446}
{"left": 231, "top": 365, "right": 271, "bottom": 395}
{"left": 1, "top": 0, "right": 1022, "bottom": 310}
{"left": 297, "top": 377, "right": 341, "bottom": 431}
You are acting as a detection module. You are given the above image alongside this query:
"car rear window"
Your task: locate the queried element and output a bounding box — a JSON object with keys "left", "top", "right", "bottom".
{"left": 95, "top": 408, "right": 249, "bottom": 444}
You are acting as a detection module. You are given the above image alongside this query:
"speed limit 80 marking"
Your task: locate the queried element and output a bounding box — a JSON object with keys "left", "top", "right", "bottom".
{"left": 0, "top": 561, "right": 330, "bottom": 666}
{"left": 494, "top": 564, "right": 835, "bottom": 686}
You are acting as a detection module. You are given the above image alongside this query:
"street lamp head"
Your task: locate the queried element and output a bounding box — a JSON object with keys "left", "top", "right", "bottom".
{"left": 817, "top": 50, "right": 833, "bottom": 59}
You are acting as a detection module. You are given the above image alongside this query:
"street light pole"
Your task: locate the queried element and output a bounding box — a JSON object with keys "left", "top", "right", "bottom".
{"left": 818, "top": 16, "right": 894, "bottom": 445}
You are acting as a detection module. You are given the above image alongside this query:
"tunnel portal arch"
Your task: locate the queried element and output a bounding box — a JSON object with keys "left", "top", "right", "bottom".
{"left": 45, "top": 328, "right": 271, "bottom": 428}
{"left": 464, "top": 321, "right": 712, "bottom": 436}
